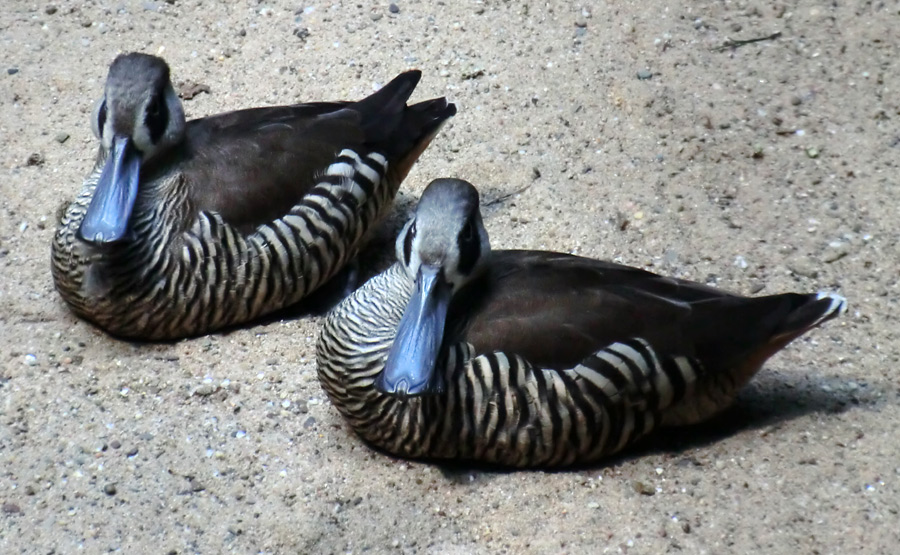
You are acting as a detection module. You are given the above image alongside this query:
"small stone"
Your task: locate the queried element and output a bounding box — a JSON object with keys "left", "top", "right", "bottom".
{"left": 2, "top": 502, "right": 21, "bottom": 514}
{"left": 177, "top": 81, "right": 210, "bottom": 100}
{"left": 193, "top": 383, "right": 216, "bottom": 396}
{"left": 24, "top": 354, "right": 38, "bottom": 366}
{"left": 682, "top": 522, "right": 691, "bottom": 533}
{"left": 389, "top": 3, "right": 400, "bottom": 13}
{"left": 24, "top": 485, "right": 36, "bottom": 496}
{"left": 26, "top": 153, "right": 45, "bottom": 166}
{"left": 575, "top": 16, "right": 588, "bottom": 28}
{"left": 822, "top": 242, "right": 851, "bottom": 263}
{"left": 7, "top": 68, "right": 19, "bottom": 75}
{"left": 637, "top": 69, "right": 653, "bottom": 80}
{"left": 788, "top": 258, "right": 818, "bottom": 278}
{"left": 45, "top": 5, "right": 58, "bottom": 15}
{"left": 806, "top": 147, "right": 819, "bottom": 159}
{"left": 55, "top": 132, "right": 70, "bottom": 143}
{"left": 103, "top": 483, "right": 117, "bottom": 496}
{"left": 126, "top": 447, "right": 139, "bottom": 457}
{"left": 587, "top": 501, "right": 600, "bottom": 509}
{"left": 632, "top": 480, "right": 655, "bottom": 496}
{"left": 293, "top": 27, "right": 310, "bottom": 41}
{"left": 370, "top": 12, "right": 383, "bottom": 21}
{"left": 110, "top": 440, "right": 121, "bottom": 449}
{"left": 303, "top": 416, "right": 317, "bottom": 429}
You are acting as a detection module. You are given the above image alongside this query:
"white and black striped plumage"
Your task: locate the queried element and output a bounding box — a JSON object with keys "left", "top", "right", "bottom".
{"left": 316, "top": 178, "right": 847, "bottom": 468}
{"left": 52, "top": 53, "right": 455, "bottom": 340}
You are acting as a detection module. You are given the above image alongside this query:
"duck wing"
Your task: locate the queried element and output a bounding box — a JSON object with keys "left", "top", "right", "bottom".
{"left": 147, "top": 71, "right": 454, "bottom": 231}
{"left": 450, "top": 250, "right": 842, "bottom": 372}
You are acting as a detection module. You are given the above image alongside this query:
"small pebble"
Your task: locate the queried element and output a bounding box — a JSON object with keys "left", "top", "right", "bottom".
{"left": 54, "top": 132, "right": 70, "bottom": 144}
{"left": 110, "top": 440, "right": 121, "bottom": 449}
{"left": 2, "top": 502, "right": 21, "bottom": 514}
{"left": 45, "top": 5, "right": 58, "bottom": 15}
{"left": 788, "top": 258, "right": 818, "bottom": 278}
{"left": 193, "top": 383, "right": 216, "bottom": 396}
{"left": 303, "top": 416, "right": 317, "bottom": 429}
{"left": 26, "top": 153, "right": 45, "bottom": 167}
{"left": 822, "top": 242, "right": 851, "bottom": 263}
{"left": 103, "top": 483, "right": 117, "bottom": 496}
{"left": 370, "top": 12, "right": 383, "bottom": 21}
{"left": 806, "top": 147, "right": 819, "bottom": 159}
{"left": 637, "top": 69, "right": 653, "bottom": 80}
{"left": 126, "top": 447, "right": 139, "bottom": 457}
{"left": 749, "top": 281, "right": 766, "bottom": 294}
{"left": 24, "top": 485, "right": 36, "bottom": 496}
{"left": 632, "top": 480, "right": 655, "bottom": 496}
{"left": 24, "top": 354, "right": 38, "bottom": 366}
{"left": 389, "top": 3, "right": 400, "bottom": 13}
{"left": 587, "top": 501, "right": 600, "bottom": 509}
{"left": 7, "top": 68, "right": 19, "bottom": 75}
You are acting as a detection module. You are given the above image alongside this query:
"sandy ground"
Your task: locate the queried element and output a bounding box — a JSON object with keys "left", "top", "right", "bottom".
{"left": 2, "top": 1, "right": 898, "bottom": 553}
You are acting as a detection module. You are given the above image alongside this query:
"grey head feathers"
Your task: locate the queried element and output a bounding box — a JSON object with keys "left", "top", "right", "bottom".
{"left": 93, "top": 53, "right": 186, "bottom": 159}
{"left": 395, "top": 178, "right": 491, "bottom": 291}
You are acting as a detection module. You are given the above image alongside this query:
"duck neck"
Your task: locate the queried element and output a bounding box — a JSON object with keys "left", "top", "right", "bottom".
{"left": 316, "top": 263, "right": 417, "bottom": 413}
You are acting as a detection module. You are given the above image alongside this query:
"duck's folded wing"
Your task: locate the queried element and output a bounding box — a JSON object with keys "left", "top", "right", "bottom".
{"left": 452, "top": 250, "right": 734, "bottom": 370}
{"left": 178, "top": 103, "right": 367, "bottom": 231}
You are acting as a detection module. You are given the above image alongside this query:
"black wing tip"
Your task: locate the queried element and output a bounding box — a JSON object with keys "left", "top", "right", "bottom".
{"left": 778, "top": 291, "right": 847, "bottom": 335}
{"left": 411, "top": 96, "right": 457, "bottom": 122}
{"left": 372, "top": 69, "right": 424, "bottom": 105}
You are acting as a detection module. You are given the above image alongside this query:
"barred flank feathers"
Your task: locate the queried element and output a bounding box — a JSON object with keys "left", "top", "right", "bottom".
{"left": 52, "top": 149, "right": 392, "bottom": 340}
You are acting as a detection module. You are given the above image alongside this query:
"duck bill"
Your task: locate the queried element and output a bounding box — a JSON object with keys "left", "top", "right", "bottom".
{"left": 376, "top": 265, "right": 452, "bottom": 397}
{"left": 78, "top": 135, "right": 141, "bottom": 243}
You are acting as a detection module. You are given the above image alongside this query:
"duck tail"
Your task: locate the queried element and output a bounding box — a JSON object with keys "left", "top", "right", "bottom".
{"left": 354, "top": 70, "right": 456, "bottom": 182}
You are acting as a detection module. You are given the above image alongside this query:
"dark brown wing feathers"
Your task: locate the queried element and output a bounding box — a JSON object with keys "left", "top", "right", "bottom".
{"left": 150, "top": 70, "right": 454, "bottom": 231}
{"left": 450, "top": 250, "right": 835, "bottom": 371}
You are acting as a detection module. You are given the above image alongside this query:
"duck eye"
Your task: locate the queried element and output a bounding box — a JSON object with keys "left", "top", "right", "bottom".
{"left": 144, "top": 91, "right": 170, "bottom": 144}
{"left": 96, "top": 100, "right": 108, "bottom": 138}
{"left": 460, "top": 221, "right": 475, "bottom": 242}
{"left": 403, "top": 221, "right": 416, "bottom": 266}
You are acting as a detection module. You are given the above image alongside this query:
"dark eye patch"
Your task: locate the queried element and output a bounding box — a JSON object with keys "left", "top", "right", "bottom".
{"left": 97, "top": 100, "right": 108, "bottom": 138}
{"left": 456, "top": 217, "right": 480, "bottom": 275}
{"left": 144, "top": 88, "right": 169, "bottom": 144}
{"left": 403, "top": 221, "right": 416, "bottom": 266}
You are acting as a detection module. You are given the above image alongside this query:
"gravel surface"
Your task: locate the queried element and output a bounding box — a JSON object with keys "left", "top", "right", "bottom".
{"left": 2, "top": 1, "right": 898, "bottom": 553}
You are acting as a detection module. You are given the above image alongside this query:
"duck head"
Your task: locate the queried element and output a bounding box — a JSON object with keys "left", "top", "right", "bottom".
{"left": 376, "top": 178, "right": 491, "bottom": 397}
{"left": 79, "top": 53, "right": 186, "bottom": 243}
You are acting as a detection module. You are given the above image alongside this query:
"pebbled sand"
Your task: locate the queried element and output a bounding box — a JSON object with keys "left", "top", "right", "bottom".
{"left": 2, "top": 1, "right": 898, "bottom": 553}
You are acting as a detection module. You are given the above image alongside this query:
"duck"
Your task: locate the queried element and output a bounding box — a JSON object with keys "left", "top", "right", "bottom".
{"left": 316, "top": 178, "right": 847, "bottom": 468}
{"left": 52, "top": 52, "right": 456, "bottom": 340}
